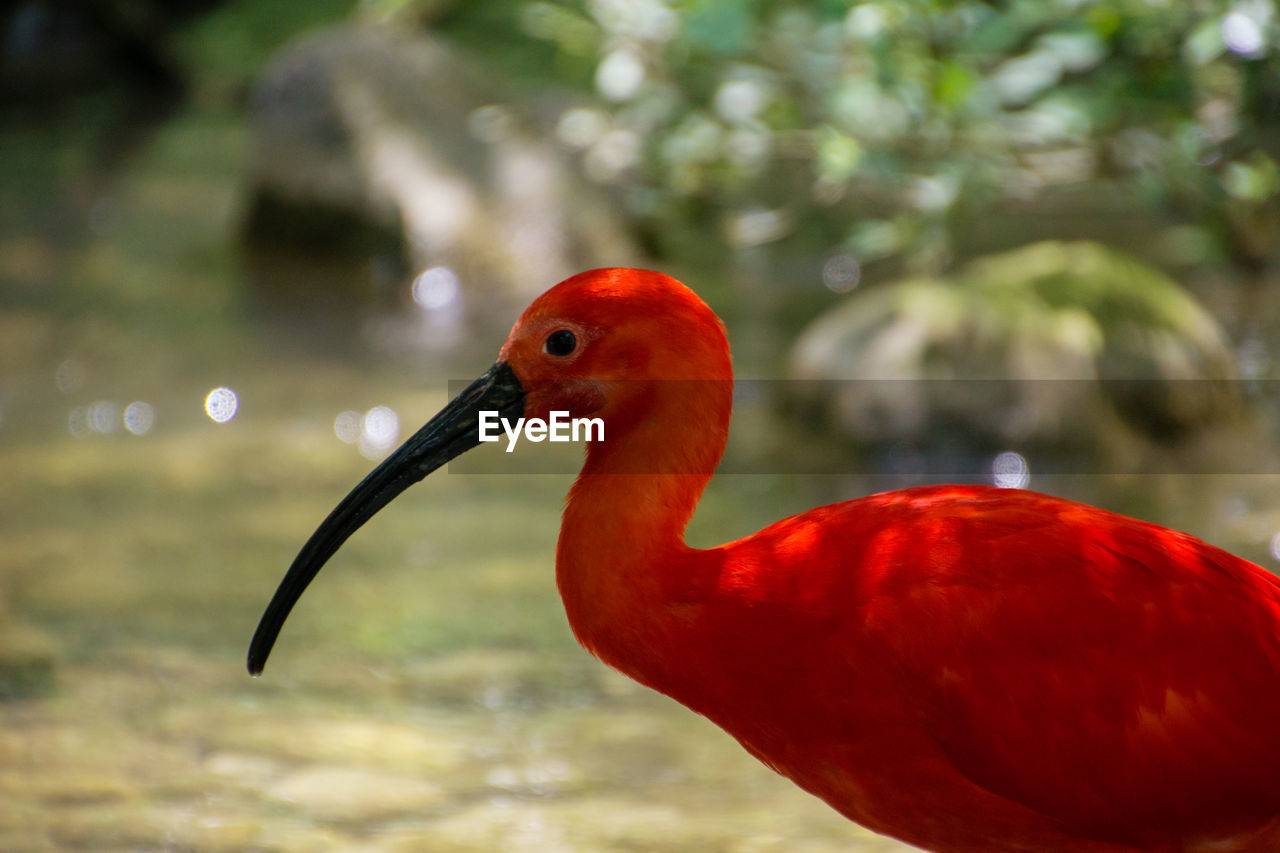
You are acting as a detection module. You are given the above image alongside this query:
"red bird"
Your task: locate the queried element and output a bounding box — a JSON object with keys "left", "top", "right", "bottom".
{"left": 250, "top": 269, "right": 1280, "bottom": 852}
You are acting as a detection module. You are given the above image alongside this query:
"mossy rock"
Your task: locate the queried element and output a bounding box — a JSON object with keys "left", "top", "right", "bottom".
{"left": 788, "top": 241, "right": 1240, "bottom": 456}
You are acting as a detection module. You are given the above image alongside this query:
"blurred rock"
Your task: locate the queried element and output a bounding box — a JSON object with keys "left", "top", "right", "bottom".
{"left": 788, "top": 241, "right": 1241, "bottom": 460}
{"left": 241, "top": 24, "right": 638, "bottom": 341}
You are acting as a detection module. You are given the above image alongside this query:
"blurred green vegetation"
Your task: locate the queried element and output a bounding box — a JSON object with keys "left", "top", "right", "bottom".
{"left": 11, "top": 0, "right": 1278, "bottom": 297}
{"left": 403, "top": 0, "right": 1280, "bottom": 276}
{"left": 176, "top": 0, "right": 356, "bottom": 78}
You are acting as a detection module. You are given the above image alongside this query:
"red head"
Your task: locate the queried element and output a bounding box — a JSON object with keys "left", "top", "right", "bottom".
{"left": 497, "top": 268, "right": 734, "bottom": 474}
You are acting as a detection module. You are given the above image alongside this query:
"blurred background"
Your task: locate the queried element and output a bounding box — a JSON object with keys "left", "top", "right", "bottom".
{"left": 3, "top": 0, "right": 1280, "bottom": 849}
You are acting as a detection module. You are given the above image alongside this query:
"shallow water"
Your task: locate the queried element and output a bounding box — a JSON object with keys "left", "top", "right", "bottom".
{"left": 4, "top": 103, "right": 1280, "bottom": 852}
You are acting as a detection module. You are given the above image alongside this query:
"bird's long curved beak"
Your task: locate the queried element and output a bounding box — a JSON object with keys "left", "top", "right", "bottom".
{"left": 247, "top": 361, "right": 525, "bottom": 675}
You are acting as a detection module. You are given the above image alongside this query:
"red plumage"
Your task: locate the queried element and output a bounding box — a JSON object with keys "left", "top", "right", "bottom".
{"left": 689, "top": 487, "right": 1280, "bottom": 851}
{"left": 522, "top": 271, "right": 1280, "bottom": 852}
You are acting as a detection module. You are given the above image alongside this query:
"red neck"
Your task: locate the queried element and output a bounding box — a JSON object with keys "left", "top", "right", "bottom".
{"left": 554, "top": 378, "right": 731, "bottom": 675}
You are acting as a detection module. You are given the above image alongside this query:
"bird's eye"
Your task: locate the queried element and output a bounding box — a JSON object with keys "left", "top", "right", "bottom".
{"left": 544, "top": 329, "right": 577, "bottom": 356}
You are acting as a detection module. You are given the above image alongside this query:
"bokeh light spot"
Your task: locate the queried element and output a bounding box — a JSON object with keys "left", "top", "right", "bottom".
{"left": 360, "top": 406, "right": 401, "bottom": 460}
{"left": 822, "top": 254, "right": 861, "bottom": 292}
{"left": 556, "top": 108, "right": 606, "bottom": 149}
{"left": 205, "top": 387, "right": 239, "bottom": 424}
{"left": 334, "top": 410, "right": 362, "bottom": 444}
{"left": 584, "top": 129, "right": 641, "bottom": 182}
{"left": 124, "top": 401, "right": 156, "bottom": 436}
{"left": 412, "top": 267, "right": 461, "bottom": 311}
{"left": 715, "top": 79, "right": 767, "bottom": 124}
{"left": 88, "top": 400, "right": 121, "bottom": 434}
{"left": 992, "top": 451, "right": 1030, "bottom": 489}
{"left": 595, "top": 48, "right": 645, "bottom": 101}
{"left": 55, "top": 358, "right": 86, "bottom": 394}
{"left": 1222, "top": 11, "right": 1265, "bottom": 56}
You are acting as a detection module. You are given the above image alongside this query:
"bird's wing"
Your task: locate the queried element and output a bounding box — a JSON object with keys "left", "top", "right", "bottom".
{"left": 848, "top": 487, "right": 1280, "bottom": 844}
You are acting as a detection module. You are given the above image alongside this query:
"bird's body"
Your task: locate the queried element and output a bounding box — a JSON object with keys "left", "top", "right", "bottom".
{"left": 251, "top": 269, "right": 1280, "bottom": 852}
{"left": 566, "top": 480, "right": 1280, "bottom": 852}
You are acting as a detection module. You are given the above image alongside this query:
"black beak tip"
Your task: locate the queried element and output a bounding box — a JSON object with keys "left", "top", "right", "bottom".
{"left": 246, "top": 624, "right": 274, "bottom": 675}
{"left": 245, "top": 360, "right": 524, "bottom": 678}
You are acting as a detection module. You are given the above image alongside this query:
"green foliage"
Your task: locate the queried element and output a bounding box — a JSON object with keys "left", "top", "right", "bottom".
{"left": 423, "top": 0, "right": 1280, "bottom": 272}
{"left": 173, "top": 0, "right": 360, "bottom": 90}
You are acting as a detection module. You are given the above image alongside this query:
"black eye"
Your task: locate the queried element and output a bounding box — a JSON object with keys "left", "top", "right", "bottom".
{"left": 544, "top": 329, "right": 577, "bottom": 356}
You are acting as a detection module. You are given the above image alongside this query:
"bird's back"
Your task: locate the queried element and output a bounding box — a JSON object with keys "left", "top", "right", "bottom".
{"left": 679, "top": 485, "right": 1280, "bottom": 852}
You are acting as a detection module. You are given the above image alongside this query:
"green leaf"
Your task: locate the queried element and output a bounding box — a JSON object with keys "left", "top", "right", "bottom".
{"left": 682, "top": 0, "right": 759, "bottom": 54}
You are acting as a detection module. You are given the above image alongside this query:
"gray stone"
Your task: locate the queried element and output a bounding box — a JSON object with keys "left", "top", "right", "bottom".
{"left": 241, "top": 24, "right": 637, "bottom": 339}
{"left": 789, "top": 242, "right": 1241, "bottom": 456}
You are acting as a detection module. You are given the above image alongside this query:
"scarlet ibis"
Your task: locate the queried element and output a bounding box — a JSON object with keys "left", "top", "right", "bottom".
{"left": 249, "top": 268, "right": 1280, "bottom": 852}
